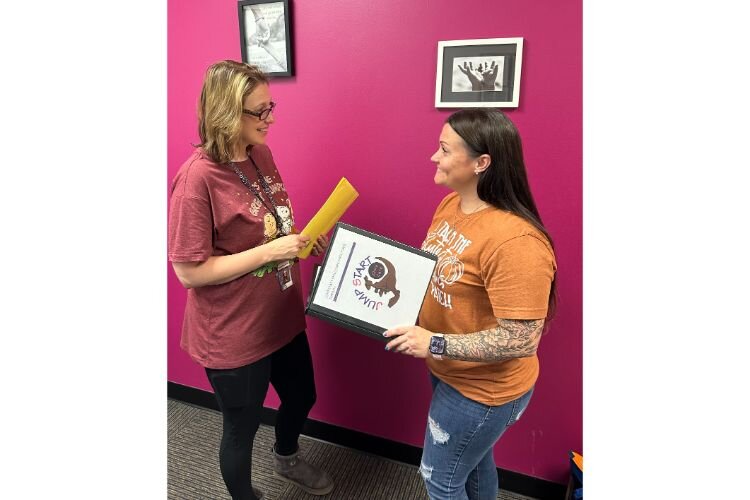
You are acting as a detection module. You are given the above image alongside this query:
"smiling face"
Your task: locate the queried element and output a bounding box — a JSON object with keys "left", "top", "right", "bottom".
{"left": 430, "top": 123, "right": 478, "bottom": 191}
{"left": 241, "top": 83, "right": 275, "bottom": 146}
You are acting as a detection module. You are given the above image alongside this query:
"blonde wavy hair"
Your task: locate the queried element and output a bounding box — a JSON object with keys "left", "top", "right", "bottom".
{"left": 197, "top": 60, "right": 268, "bottom": 165}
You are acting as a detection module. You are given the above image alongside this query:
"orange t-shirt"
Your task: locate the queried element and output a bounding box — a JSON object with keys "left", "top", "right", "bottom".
{"left": 419, "top": 193, "right": 557, "bottom": 406}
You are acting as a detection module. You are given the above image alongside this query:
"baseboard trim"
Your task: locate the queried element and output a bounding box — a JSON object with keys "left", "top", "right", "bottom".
{"left": 168, "top": 382, "right": 566, "bottom": 499}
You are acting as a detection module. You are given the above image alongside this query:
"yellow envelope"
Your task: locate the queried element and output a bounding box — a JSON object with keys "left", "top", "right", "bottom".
{"left": 298, "top": 178, "right": 359, "bottom": 258}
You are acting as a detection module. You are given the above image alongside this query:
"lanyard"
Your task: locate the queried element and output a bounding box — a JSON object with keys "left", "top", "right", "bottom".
{"left": 230, "top": 156, "right": 287, "bottom": 235}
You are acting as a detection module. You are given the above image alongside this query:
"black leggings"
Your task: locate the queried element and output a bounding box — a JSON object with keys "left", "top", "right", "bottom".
{"left": 205, "top": 332, "right": 317, "bottom": 500}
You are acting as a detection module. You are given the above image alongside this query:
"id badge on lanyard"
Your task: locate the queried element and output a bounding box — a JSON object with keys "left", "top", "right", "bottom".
{"left": 276, "top": 259, "right": 294, "bottom": 291}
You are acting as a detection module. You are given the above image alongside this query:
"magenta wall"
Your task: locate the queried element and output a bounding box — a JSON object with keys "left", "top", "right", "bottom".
{"left": 168, "top": 0, "right": 581, "bottom": 484}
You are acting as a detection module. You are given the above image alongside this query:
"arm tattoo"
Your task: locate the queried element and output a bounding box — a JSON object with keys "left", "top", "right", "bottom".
{"left": 443, "top": 319, "right": 544, "bottom": 362}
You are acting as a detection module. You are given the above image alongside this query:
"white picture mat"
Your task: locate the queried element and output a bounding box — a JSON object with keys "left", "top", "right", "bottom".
{"left": 311, "top": 227, "right": 435, "bottom": 330}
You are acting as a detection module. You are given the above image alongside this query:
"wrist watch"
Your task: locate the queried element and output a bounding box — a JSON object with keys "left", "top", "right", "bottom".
{"left": 429, "top": 333, "right": 446, "bottom": 360}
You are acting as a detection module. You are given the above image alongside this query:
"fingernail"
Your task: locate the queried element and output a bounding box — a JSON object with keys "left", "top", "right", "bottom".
{"left": 383, "top": 331, "right": 389, "bottom": 337}
{"left": 384, "top": 345, "right": 389, "bottom": 351}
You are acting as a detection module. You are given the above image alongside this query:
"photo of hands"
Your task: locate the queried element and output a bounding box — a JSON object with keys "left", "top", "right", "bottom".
{"left": 452, "top": 57, "right": 504, "bottom": 92}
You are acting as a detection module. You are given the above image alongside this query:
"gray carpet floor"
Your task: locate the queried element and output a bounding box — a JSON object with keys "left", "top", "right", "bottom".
{"left": 168, "top": 399, "right": 540, "bottom": 500}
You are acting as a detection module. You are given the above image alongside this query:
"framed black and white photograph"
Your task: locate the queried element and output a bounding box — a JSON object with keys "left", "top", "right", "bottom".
{"left": 306, "top": 223, "right": 437, "bottom": 342}
{"left": 238, "top": 0, "right": 293, "bottom": 77}
{"left": 435, "top": 37, "right": 523, "bottom": 108}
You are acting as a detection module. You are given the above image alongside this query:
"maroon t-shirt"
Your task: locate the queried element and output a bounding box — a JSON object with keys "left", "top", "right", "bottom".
{"left": 168, "top": 146, "right": 306, "bottom": 369}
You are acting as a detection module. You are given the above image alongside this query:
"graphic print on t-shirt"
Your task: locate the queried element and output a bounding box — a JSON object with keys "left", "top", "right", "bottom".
{"left": 275, "top": 206, "right": 293, "bottom": 235}
{"left": 263, "top": 213, "right": 277, "bottom": 239}
{"left": 421, "top": 220, "right": 473, "bottom": 309}
{"left": 261, "top": 206, "right": 294, "bottom": 241}
{"left": 247, "top": 174, "right": 290, "bottom": 218}
{"left": 248, "top": 172, "right": 295, "bottom": 278}
{"left": 243, "top": 170, "right": 295, "bottom": 242}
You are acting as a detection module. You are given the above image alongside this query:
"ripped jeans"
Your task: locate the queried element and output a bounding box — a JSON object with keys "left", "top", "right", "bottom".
{"left": 420, "top": 374, "right": 533, "bottom": 500}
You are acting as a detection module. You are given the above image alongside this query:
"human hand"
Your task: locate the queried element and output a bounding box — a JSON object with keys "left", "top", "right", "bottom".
{"left": 458, "top": 62, "right": 482, "bottom": 90}
{"left": 479, "top": 61, "right": 499, "bottom": 90}
{"left": 310, "top": 234, "right": 329, "bottom": 257}
{"left": 268, "top": 234, "right": 310, "bottom": 261}
{"left": 255, "top": 17, "right": 270, "bottom": 43}
{"left": 383, "top": 325, "right": 433, "bottom": 358}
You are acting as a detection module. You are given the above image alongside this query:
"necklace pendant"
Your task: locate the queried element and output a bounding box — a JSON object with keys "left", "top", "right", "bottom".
{"left": 450, "top": 201, "right": 487, "bottom": 234}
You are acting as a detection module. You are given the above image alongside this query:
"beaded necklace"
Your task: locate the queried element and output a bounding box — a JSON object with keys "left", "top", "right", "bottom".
{"left": 230, "top": 156, "right": 287, "bottom": 236}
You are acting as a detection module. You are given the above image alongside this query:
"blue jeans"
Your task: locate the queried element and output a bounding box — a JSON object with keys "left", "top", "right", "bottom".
{"left": 420, "top": 374, "right": 533, "bottom": 500}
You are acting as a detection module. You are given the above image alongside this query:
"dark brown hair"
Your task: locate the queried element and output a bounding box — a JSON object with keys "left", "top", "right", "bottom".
{"left": 448, "top": 108, "right": 557, "bottom": 322}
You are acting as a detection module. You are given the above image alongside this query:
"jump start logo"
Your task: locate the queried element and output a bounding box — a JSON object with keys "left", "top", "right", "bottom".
{"left": 352, "top": 256, "right": 401, "bottom": 310}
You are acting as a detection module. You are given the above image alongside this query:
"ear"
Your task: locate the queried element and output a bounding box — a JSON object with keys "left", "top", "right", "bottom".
{"left": 474, "top": 154, "right": 491, "bottom": 174}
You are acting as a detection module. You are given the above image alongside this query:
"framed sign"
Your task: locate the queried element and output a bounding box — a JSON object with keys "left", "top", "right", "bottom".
{"left": 238, "top": 0, "right": 294, "bottom": 77}
{"left": 435, "top": 37, "right": 523, "bottom": 108}
{"left": 306, "top": 223, "right": 437, "bottom": 342}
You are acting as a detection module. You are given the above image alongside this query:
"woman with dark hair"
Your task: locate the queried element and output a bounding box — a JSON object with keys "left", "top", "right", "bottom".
{"left": 385, "top": 109, "right": 557, "bottom": 500}
{"left": 168, "top": 60, "right": 333, "bottom": 500}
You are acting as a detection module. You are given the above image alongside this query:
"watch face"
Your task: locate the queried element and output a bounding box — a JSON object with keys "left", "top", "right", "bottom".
{"left": 430, "top": 336, "right": 445, "bottom": 354}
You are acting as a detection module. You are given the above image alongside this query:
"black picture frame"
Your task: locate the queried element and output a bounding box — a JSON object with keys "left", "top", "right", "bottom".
{"left": 306, "top": 223, "right": 437, "bottom": 342}
{"left": 435, "top": 37, "right": 523, "bottom": 108}
{"left": 238, "top": 0, "right": 294, "bottom": 77}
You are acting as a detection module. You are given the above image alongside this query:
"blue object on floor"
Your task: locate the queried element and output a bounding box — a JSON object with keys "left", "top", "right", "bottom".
{"left": 567, "top": 450, "right": 583, "bottom": 500}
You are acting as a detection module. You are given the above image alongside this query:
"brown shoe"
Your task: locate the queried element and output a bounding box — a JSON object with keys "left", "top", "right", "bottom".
{"left": 273, "top": 446, "right": 334, "bottom": 496}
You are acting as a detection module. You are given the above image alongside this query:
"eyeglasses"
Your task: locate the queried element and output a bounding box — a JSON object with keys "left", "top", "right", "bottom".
{"left": 242, "top": 101, "right": 276, "bottom": 121}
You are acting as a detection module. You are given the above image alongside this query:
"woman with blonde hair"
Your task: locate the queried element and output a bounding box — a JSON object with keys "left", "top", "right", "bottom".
{"left": 169, "top": 60, "right": 333, "bottom": 500}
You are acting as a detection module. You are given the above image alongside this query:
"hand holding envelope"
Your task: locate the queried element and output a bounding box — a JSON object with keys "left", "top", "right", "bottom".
{"left": 298, "top": 178, "right": 359, "bottom": 259}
